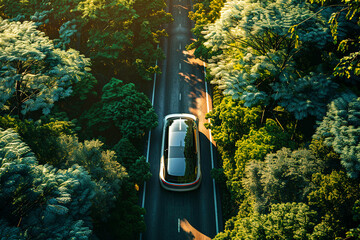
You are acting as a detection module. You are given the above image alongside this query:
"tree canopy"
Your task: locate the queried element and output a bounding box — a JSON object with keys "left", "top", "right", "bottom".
{"left": 0, "top": 18, "right": 91, "bottom": 116}
{"left": 0, "top": 128, "right": 95, "bottom": 239}
{"left": 314, "top": 93, "right": 360, "bottom": 178}
{"left": 198, "top": 0, "right": 360, "bottom": 239}
{"left": 82, "top": 77, "right": 158, "bottom": 143}
{"left": 203, "top": 0, "right": 337, "bottom": 120}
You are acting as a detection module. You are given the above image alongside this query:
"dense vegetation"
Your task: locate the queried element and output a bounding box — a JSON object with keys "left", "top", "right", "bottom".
{"left": 190, "top": 0, "right": 360, "bottom": 239}
{"left": 0, "top": 0, "right": 171, "bottom": 238}
{"left": 1, "top": 0, "right": 360, "bottom": 239}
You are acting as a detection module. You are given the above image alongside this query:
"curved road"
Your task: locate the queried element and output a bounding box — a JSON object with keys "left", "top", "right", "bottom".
{"left": 141, "top": 0, "right": 221, "bottom": 239}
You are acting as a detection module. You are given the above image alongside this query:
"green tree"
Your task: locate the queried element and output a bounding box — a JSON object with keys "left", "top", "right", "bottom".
{"left": 0, "top": 128, "right": 95, "bottom": 239}
{"left": 0, "top": 115, "right": 75, "bottom": 165}
{"left": 188, "top": 0, "right": 224, "bottom": 59}
{"left": 214, "top": 202, "right": 317, "bottom": 240}
{"left": 243, "top": 148, "right": 322, "bottom": 213}
{"left": 309, "top": 138, "right": 342, "bottom": 174}
{"left": 113, "top": 137, "right": 141, "bottom": 167}
{"left": 226, "top": 119, "right": 295, "bottom": 204}
{"left": 105, "top": 182, "right": 146, "bottom": 240}
{"left": 346, "top": 200, "right": 360, "bottom": 238}
{"left": 203, "top": 0, "right": 336, "bottom": 119}
{"left": 310, "top": 0, "right": 360, "bottom": 79}
{"left": 314, "top": 93, "right": 360, "bottom": 178}
{"left": 126, "top": 156, "right": 151, "bottom": 184}
{"left": 308, "top": 171, "right": 360, "bottom": 239}
{"left": 77, "top": 0, "right": 135, "bottom": 65}
{"left": 205, "top": 96, "right": 262, "bottom": 160}
{"left": 113, "top": 138, "right": 151, "bottom": 184}
{"left": 0, "top": 18, "right": 91, "bottom": 116}
{"left": 131, "top": 0, "right": 172, "bottom": 80}
{"left": 56, "top": 135, "right": 128, "bottom": 222}
{"left": 83, "top": 78, "right": 157, "bottom": 144}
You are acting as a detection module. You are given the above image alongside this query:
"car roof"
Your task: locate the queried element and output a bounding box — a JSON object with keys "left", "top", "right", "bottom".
{"left": 167, "top": 118, "right": 193, "bottom": 177}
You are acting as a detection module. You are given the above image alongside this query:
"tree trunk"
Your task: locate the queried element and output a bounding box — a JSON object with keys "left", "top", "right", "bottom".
{"left": 16, "top": 79, "right": 22, "bottom": 119}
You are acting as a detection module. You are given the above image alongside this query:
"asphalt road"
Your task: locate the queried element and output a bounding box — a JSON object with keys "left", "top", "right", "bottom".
{"left": 141, "top": 0, "right": 221, "bottom": 239}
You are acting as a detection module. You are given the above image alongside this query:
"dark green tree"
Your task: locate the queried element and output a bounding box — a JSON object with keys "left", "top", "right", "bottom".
{"left": 0, "top": 115, "right": 75, "bottom": 165}
{"left": 131, "top": 0, "right": 172, "bottom": 80}
{"left": 310, "top": 0, "right": 360, "bottom": 79}
{"left": 83, "top": 78, "right": 157, "bottom": 143}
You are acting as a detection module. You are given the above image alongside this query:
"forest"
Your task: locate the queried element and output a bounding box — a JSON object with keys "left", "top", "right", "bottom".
{"left": 0, "top": 0, "right": 171, "bottom": 239}
{"left": 0, "top": 0, "right": 359, "bottom": 239}
{"left": 189, "top": 0, "right": 360, "bottom": 239}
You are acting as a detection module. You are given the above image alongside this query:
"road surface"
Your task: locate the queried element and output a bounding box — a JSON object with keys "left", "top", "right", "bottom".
{"left": 141, "top": 0, "right": 221, "bottom": 239}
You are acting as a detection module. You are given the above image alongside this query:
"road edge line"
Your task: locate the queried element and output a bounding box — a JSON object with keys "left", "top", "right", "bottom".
{"left": 203, "top": 62, "right": 219, "bottom": 234}
{"left": 140, "top": 45, "right": 159, "bottom": 240}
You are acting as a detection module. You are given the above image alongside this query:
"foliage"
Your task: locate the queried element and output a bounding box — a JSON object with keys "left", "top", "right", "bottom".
{"left": 82, "top": 78, "right": 157, "bottom": 143}
{"left": 203, "top": 0, "right": 337, "bottom": 120}
{"left": 0, "top": 0, "right": 171, "bottom": 82}
{"left": 77, "top": 0, "right": 135, "bottom": 61}
{"left": 0, "top": 18, "right": 91, "bottom": 116}
{"left": 309, "top": 138, "right": 342, "bottom": 174}
{"left": 0, "top": 128, "right": 95, "bottom": 239}
{"left": 314, "top": 93, "right": 360, "bottom": 178}
{"left": 205, "top": 96, "right": 262, "bottom": 158}
{"left": 308, "top": 171, "right": 360, "bottom": 239}
{"left": 188, "top": 0, "right": 224, "bottom": 59}
{"left": 243, "top": 148, "right": 322, "bottom": 213}
{"left": 131, "top": 0, "right": 172, "bottom": 80}
{"left": 214, "top": 202, "right": 317, "bottom": 240}
{"left": 0, "top": 115, "right": 75, "bottom": 165}
{"left": 226, "top": 120, "right": 295, "bottom": 203}
{"left": 56, "top": 135, "right": 128, "bottom": 222}
{"left": 126, "top": 156, "right": 152, "bottom": 184}
{"left": 310, "top": 0, "right": 360, "bottom": 79}
{"left": 113, "top": 137, "right": 141, "bottom": 167}
{"left": 106, "top": 181, "right": 146, "bottom": 240}
{"left": 346, "top": 200, "right": 360, "bottom": 238}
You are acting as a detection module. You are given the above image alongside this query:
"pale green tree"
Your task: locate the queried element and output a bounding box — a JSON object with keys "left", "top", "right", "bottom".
{"left": 56, "top": 135, "right": 128, "bottom": 222}
{"left": 0, "top": 128, "right": 95, "bottom": 239}
{"left": 243, "top": 148, "right": 322, "bottom": 213}
{"left": 314, "top": 93, "right": 360, "bottom": 178}
{"left": 203, "top": 0, "right": 336, "bottom": 119}
{"left": 214, "top": 202, "right": 318, "bottom": 240}
{"left": 0, "top": 19, "right": 91, "bottom": 116}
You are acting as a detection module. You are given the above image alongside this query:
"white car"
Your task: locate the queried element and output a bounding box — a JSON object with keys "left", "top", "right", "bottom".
{"left": 159, "top": 114, "right": 201, "bottom": 191}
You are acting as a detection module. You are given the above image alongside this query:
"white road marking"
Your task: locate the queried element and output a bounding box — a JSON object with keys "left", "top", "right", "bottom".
{"left": 178, "top": 218, "right": 181, "bottom": 233}
{"left": 179, "top": 62, "right": 182, "bottom": 70}
{"left": 179, "top": 43, "right": 182, "bottom": 50}
{"left": 179, "top": 23, "right": 182, "bottom": 28}
{"left": 140, "top": 44, "right": 159, "bottom": 240}
{"left": 204, "top": 62, "right": 219, "bottom": 234}
{"left": 179, "top": 93, "right": 182, "bottom": 101}
{"left": 179, "top": 9, "right": 181, "bottom": 14}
